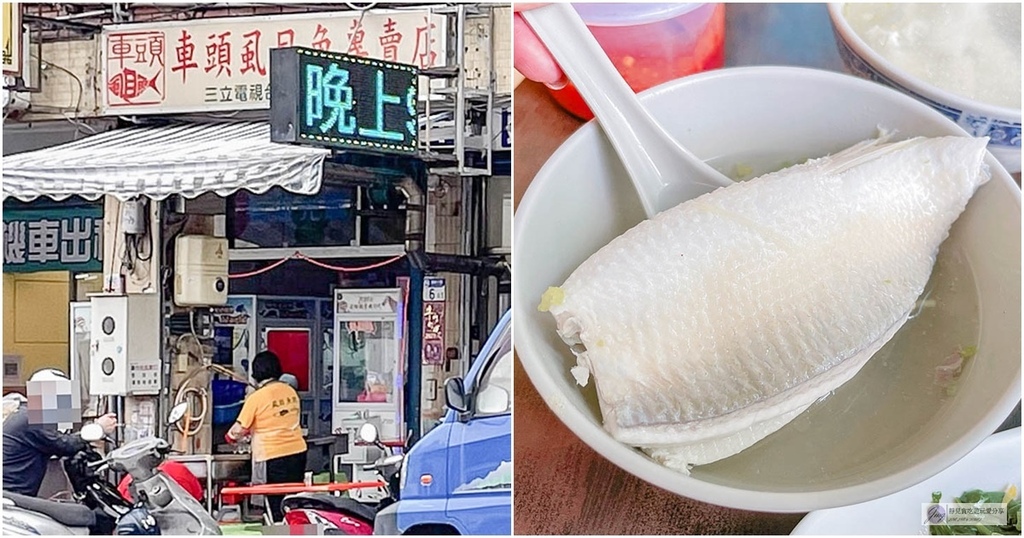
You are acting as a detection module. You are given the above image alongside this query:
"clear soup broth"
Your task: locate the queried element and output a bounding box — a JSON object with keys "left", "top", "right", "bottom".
{"left": 686, "top": 155, "right": 981, "bottom": 489}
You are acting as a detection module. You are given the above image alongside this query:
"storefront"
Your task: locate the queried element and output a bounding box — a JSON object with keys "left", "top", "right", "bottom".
{"left": 2, "top": 119, "right": 112, "bottom": 396}
{"left": 3, "top": 118, "right": 430, "bottom": 498}
{"left": 2, "top": 4, "right": 510, "bottom": 516}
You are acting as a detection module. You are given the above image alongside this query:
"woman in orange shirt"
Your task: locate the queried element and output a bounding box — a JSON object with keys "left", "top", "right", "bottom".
{"left": 226, "top": 351, "right": 307, "bottom": 521}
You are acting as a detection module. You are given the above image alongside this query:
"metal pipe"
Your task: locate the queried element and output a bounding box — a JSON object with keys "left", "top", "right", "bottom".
{"left": 461, "top": 176, "right": 473, "bottom": 360}
{"left": 397, "top": 176, "right": 425, "bottom": 254}
{"left": 395, "top": 170, "right": 426, "bottom": 442}
{"left": 54, "top": 10, "right": 109, "bottom": 21}
{"left": 21, "top": 14, "right": 102, "bottom": 33}
{"left": 354, "top": 186, "right": 363, "bottom": 247}
{"left": 477, "top": 177, "right": 486, "bottom": 260}
{"left": 406, "top": 266, "right": 424, "bottom": 441}
{"left": 408, "top": 252, "right": 506, "bottom": 277}
{"left": 421, "top": 4, "right": 430, "bottom": 157}
{"left": 472, "top": 176, "right": 484, "bottom": 359}
{"left": 486, "top": 91, "right": 494, "bottom": 176}
{"left": 424, "top": 79, "right": 431, "bottom": 153}
{"left": 487, "top": 5, "right": 495, "bottom": 176}
{"left": 454, "top": 4, "right": 466, "bottom": 173}
{"left": 477, "top": 275, "right": 490, "bottom": 357}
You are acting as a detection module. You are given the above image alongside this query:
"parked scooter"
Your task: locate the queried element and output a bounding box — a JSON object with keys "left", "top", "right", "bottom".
{"left": 1, "top": 402, "right": 222, "bottom": 535}
{"left": 280, "top": 423, "right": 403, "bottom": 534}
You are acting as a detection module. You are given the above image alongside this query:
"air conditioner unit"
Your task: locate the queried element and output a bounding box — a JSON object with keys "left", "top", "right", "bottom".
{"left": 174, "top": 235, "right": 229, "bottom": 306}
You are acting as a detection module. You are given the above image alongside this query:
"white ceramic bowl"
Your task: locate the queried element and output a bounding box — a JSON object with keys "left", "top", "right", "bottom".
{"left": 827, "top": 3, "right": 1022, "bottom": 174}
{"left": 514, "top": 67, "right": 1021, "bottom": 512}
{"left": 792, "top": 428, "right": 1021, "bottom": 534}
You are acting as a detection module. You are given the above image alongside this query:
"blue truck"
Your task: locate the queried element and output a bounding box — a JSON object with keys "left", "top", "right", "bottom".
{"left": 374, "top": 310, "right": 512, "bottom": 535}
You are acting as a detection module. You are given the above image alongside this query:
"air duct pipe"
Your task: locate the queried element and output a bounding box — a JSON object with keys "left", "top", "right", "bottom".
{"left": 397, "top": 175, "right": 425, "bottom": 253}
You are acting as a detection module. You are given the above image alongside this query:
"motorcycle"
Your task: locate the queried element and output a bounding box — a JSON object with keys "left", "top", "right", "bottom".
{"left": 2, "top": 402, "right": 221, "bottom": 535}
{"left": 280, "top": 423, "right": 403, "bottom": 535}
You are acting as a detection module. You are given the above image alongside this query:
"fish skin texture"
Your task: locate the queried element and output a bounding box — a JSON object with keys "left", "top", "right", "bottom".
{"left": 546, "top": 136, "right": 990, "bottom": 469}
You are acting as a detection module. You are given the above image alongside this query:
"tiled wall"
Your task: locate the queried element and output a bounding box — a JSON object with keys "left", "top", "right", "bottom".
{"left": 21, "top": 38, "right": 99, "bottom": 119}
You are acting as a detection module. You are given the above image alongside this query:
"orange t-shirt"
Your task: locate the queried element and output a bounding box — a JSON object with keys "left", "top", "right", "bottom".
{"left": 236, "top": 381, "right": 307, "bottom": 462}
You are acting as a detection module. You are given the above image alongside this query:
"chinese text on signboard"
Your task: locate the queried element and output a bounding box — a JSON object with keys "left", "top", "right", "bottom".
{"left": 3, "top": 208, "right": 103, "bottom": 273}
{"left": 271, "top": 47, "right": 417, "bottom": 153}
{"left": 422, "top": 301, "right": 445, "bottom": 365}
{"left": 423, "top": 277, "right": 445, "bottom": 301}
{"left": 102, "top": 10, "right": 445, "bottom": 114}
{"left": 2, "top": 2, "right": 21, "bottom": 74}
{"left": 336, "top": 289, "right": 401, "bottom": 315}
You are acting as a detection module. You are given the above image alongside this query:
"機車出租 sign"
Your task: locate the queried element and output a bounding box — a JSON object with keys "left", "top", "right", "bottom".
{"left": 3, "top": 207, "right": 104, "bottom": 273}
{"left": 270, "top": 47, "right": 418, "bottom": 154}
{"left": 100, "top": 9, "right": 446, "bottom": 115}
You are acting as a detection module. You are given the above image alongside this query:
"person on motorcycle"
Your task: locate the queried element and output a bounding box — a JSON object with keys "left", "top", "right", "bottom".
{"left": 3, "top": 369, "right": 117, "bottom": 497}
{"left": 226, "top": 351, "right": 307, "bottom": 522}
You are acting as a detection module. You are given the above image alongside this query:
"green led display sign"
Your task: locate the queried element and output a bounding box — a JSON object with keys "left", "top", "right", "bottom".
{"left": 270, "top": 47, "right": 419, "bottom": 154}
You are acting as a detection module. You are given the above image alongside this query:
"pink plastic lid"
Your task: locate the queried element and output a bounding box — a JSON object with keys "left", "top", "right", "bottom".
{"left": 572, "top": 3, "right": 705, "bottom": 27}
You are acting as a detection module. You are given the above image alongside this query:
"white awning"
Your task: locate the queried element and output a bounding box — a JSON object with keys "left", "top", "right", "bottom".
{"left": 2, "top": 122, "right": 331, "bottom": 202}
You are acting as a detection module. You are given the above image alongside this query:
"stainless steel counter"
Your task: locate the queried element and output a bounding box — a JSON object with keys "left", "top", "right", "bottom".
{"left": 169, "top": 454, "right": 252, "bottom": 513}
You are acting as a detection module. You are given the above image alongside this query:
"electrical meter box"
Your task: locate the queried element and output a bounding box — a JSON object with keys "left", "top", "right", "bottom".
{"left": 90, "top": 294, "right": 161, "bottom": 396}
{"left": 174, "top": 235, "right": 229, "bottom": 306}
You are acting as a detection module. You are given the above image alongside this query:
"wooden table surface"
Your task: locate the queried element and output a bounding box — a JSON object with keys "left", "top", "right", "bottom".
{"left": 512, "top": 5, "right": 842, "bottom": 534}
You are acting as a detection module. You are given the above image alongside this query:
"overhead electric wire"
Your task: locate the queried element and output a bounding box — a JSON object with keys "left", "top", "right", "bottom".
{"left": 227, "top": 252, "right": 406, "bottom": 279}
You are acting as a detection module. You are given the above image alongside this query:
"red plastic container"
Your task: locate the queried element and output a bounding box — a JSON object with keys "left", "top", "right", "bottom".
{"left": 549, "top": 3, "right": 726, "bottom": 121}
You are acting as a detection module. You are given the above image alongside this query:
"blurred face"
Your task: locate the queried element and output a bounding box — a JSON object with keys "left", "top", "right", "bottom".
{"left": 26, "top": 377, "right": 81, "bottom": 430}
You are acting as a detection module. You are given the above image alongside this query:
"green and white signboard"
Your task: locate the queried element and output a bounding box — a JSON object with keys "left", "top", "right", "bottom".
{"left": 270, "top": 47, "right": 419, "bottom": 154}
{"left": 3, "top": 207, "right": 104, "bottom": 273}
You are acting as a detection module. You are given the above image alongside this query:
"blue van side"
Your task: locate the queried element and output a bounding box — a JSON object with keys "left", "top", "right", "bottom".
{"left": 374, "top": 310, "right": 512, "bottom": 535}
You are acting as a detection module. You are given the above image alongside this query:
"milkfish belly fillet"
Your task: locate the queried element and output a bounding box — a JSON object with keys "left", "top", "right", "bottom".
{"left": 542, "top": 136, "right": 990, "bottom": 472}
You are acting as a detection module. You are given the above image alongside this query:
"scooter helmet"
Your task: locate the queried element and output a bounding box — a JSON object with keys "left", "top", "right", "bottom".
{"left": 114, "top": 506, "right": 161, "bottom": 535}
{"left": 25, "top": 368, "right": 80, "bottom": 430}
{"left": 28, "top": 368, "right": 69, "bottom": 382}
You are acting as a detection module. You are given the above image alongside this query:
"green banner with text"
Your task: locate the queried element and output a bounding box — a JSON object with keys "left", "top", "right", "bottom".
{"left": 3, "top": 207, "right": 103, "bottom": 273}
